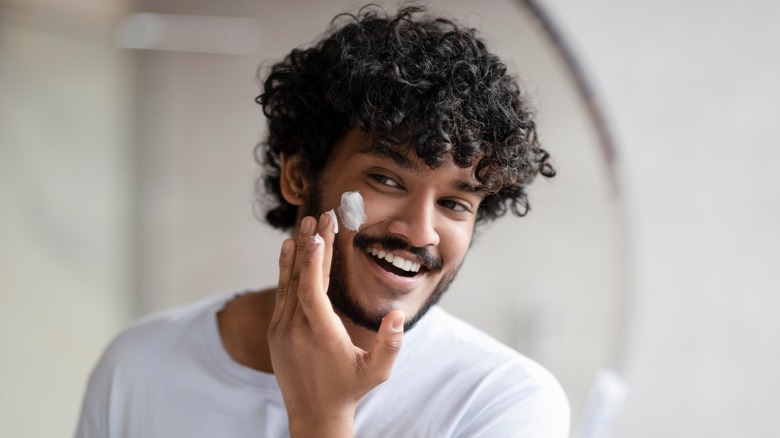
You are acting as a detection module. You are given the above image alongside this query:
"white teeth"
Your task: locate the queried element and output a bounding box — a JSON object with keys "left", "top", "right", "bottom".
{"left": 364, "top": 247, "right": 421, "bottom": 273}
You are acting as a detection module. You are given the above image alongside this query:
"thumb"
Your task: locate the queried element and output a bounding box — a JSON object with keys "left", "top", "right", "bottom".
{"left": 366, "top": 310, "right": 405, "bottom": 382}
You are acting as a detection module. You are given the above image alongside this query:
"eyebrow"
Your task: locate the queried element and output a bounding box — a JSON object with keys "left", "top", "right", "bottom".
{"left": 452, "top": 179, "right": 482, "bottom": 194}
{"left": 357, "top": 143, "right": 421, "bottom": 172}
{"left": 358, "top": 144, "right": 486, "bottom": 196}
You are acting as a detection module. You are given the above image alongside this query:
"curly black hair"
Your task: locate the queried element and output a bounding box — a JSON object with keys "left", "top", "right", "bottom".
{"left": 255, "top": 4, "right": 555, "bottom": 230}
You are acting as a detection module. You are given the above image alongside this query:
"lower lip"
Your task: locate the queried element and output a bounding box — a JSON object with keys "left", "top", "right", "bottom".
{"left": 361, "top": 251, "right": 423, "bottom": 289}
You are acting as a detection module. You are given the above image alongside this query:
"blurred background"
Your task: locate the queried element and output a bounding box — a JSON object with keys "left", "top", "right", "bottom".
{"left": 1, "top": 0, "right": 778, "bottom": 437}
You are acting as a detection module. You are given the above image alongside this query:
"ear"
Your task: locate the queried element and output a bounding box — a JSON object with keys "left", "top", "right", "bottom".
{"left": 279, "top": 153, "right": 308, "bottom": 206}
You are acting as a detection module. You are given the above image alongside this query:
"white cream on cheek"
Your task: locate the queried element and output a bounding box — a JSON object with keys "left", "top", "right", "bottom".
{"left": 337, "top": 190, "right": 367, "bottom": 232}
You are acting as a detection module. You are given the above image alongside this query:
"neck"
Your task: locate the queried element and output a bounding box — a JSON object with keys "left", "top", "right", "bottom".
{"left": 217, "top": 289, "right": 379, "bottom": 373}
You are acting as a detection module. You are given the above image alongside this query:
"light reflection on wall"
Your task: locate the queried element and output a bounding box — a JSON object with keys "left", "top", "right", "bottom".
{"left": 115, "top": 13, "right": 263, "bottom": 55}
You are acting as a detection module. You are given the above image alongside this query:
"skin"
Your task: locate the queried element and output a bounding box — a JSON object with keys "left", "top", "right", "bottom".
{"left": 217, "top": 127, "right": 483, "bottom": 437}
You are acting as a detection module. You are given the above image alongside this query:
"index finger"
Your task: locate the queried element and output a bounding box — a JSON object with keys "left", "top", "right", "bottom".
{"left": 318, "top": 212, "right": 336, "bottom": 291}
{"left": 294, "top": 226, "right": 341, "bottom": 331}
{"left": 279, "top": 215, "right": 317, "bottom": 324}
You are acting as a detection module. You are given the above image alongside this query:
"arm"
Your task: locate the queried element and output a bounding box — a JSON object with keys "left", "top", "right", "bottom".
{"left": 268, "top": 213, "right": 405, "bottom": 437}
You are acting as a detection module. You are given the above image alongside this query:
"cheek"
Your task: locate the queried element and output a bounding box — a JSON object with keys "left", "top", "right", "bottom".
{"left": 357, "top": 188, "right": 475, "bottom": 254}
{"left": 359, "top": 191, "right": 394, "bottom": 226}
{"left": 439, "top": 226, "right": 473, "bottom": 262}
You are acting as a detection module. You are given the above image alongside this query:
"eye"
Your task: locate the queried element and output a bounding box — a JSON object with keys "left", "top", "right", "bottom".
{"left": 370, "top": 174, "right": 401, "bottom": 188}
{"left": 439, "top": 199, "right": 472, "bottom": 213}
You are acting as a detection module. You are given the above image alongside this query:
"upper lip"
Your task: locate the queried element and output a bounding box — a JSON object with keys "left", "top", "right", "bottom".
{"left": 363, "top": 246, "right": 423, "bottom": 273}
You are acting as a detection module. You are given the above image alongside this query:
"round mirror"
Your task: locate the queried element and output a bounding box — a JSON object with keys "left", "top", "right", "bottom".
{"left": 127, "top": 0, "right": 628, "bottom": 423}
{"left": 0, "top": 0, "right": 627, "bottom": 434}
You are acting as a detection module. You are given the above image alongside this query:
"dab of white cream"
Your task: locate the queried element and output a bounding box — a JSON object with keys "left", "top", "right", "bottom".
{"left": 337, "top": 190, "right": 366, "bottom": 231}
{"left": 325, "top": 209, "right": 339, "bottom": 234}
{"left": 310, "top": 233, "right": 324, "bottom": 245}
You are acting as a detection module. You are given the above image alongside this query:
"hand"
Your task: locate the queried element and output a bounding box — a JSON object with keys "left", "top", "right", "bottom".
{"left": 268, "top": 213, "right": 405, "bottom": 437}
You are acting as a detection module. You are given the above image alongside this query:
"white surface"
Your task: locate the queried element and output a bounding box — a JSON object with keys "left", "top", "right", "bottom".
{"left": 0, "top": 1, "right": 133, "bottom": 436}
{"left": 541, "top": 0, "right": 780, "bottom": 435}
{"left": 572, "top": 368, "right": 628, "bottom": 438}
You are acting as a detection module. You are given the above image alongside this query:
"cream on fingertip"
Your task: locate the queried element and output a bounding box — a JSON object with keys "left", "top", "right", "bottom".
{"left": 326, "top": 209, "right": 339, "bottom": 234}
{"left": 310, "top": 233, "right": 324, "bottom": 245}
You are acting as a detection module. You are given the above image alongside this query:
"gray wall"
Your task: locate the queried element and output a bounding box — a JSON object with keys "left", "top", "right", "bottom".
{"left": 3, "top": 0, "right": 777, "bottom": 437}
{"left": 542, "top": 0, "right": 780, "bottom": 436}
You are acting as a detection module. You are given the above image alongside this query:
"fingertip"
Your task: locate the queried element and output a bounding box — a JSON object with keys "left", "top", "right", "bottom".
{"left": 279, "top": 239, "right": 296, "bottom": 265}
{"left": 325, "top": 209, "right": 339, "bottom": 234}
{"left": 371, "top": 310, "right": 405, "bottom": 372}
{"left": 384, "top": 310, "right": 405, "bottom": 333}
{"left": 317, "top": 211, "right": 331, "bottom": 233}
{"left": 307, "top": 233, "right": 324, "bottom": 251}
{"left": 300, "top": 216, "right": 316, "bottom": 236}
{"left": 281, "top": 239, "right": 294, "bottom": 256}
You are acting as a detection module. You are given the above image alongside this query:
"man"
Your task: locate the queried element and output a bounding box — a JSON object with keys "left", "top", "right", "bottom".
{"left": 76, "top": 5, "right": 569, "bottom": 437}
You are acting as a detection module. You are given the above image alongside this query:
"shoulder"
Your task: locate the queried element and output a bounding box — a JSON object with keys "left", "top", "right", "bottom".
{"left": 424, "top": 307, "right": 566, "bottom": 391}
{"left": 410, "top": 307, "right": 548, "bottom": 371}
{"left": 407, "top": 307, "right": 571, "bottom": 436}
{"left": 75, "top": 293, "right": 234, "bottom": 437}
{"left": 86, "top": 292, "right": 236, "bottom": 390}
{"left": 103, "top": 294, "right": 229, "bottom": 363}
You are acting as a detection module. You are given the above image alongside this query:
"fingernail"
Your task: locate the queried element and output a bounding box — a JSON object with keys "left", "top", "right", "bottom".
{"left": 281, "top": 240, "right": 293, "bottom": 255}
{"left": 301, "top": 217, "right": 314, "bottom": 234}
{"left": 391, "top": 315, "right": 404, "bottom": 332}
{"left": 326, "top": 209, "right": 339, "bottom": 234}
{"left": 318, "top": 212, "right": 330, "bottom": 232}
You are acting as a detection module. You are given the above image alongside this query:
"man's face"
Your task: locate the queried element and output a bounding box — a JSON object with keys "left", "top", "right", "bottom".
{"left": 305, "top": 128, "right": 482, "bottom": 332}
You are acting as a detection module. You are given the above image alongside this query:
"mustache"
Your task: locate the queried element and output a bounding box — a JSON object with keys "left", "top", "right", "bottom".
{"left": 352, "top": 233, "right": 443, "bottom": 272}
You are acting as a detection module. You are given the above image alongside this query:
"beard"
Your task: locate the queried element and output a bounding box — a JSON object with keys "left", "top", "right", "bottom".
{"left": 304, "top": 188, "right": 461, "bottom": 332}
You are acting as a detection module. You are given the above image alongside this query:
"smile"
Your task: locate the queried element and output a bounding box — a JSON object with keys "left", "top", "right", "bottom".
{"left": 363, "top": 247, "right": 422, "bottom": 276}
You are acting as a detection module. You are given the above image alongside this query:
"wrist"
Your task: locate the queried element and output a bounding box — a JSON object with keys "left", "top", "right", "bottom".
{"left": 287, "top": 405, "right": 355, "bottom": 438}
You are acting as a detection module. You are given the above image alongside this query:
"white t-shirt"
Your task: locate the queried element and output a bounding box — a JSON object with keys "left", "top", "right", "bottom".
{"left": 75, "top": 293, "right": 569, "bottom": 437}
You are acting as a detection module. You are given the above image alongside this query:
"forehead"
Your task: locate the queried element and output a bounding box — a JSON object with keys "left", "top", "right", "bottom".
{"left": 327, "top": 128, "right": 481, "bottom": 186}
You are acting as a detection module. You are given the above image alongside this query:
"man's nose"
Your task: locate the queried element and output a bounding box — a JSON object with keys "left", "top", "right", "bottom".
{"left": 386, "top": 193, "right": 440, "bottom": 248}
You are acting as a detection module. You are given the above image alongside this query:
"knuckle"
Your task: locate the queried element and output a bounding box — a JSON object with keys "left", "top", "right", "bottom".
{"left": 267, "top": 326, "right": 282, "bottom": 344}
{"left": 286, "top": 325, "right": 310, "bottom": 347}
{"left": 359, "top": 363, "right": 386, "bottom": 386}
{"left": 384, "top": 338, "right": 403, "bottom": 355}
{"left": 299, "top": 255, "right": 316, "bottom": 268}
{"left": 297, "top": 288, "right": 317, "bottom": 305}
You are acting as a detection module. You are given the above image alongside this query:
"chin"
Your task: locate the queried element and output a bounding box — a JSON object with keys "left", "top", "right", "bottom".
{"left": 329, "top": 269, "right": 454, "bottom": 333}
